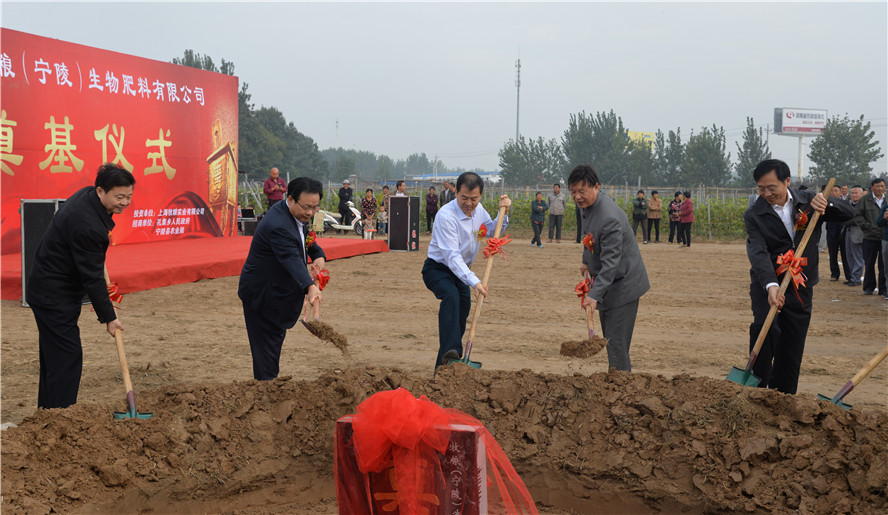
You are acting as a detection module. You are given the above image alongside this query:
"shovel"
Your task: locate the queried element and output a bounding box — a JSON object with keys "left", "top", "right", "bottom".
{"left": 452, "top": 205, "right": 509, "bottom": 369}
{"left": 112, "top": 329, "right": 154, "bottom": 420}
{"left": 103, "top": 267, "right": 153, "bottom": 420}
{"left": 817, "top": 345, "right": 888, "bottom": 410}
{"left": 726, "top": 178, "right": 835, "bottom": 387}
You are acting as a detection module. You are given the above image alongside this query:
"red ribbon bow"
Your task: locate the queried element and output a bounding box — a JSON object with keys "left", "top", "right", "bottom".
{"left": 775, "top": 249, "right": 808, "bottom": 302}
{"left": 314, "top": 269, "right": 331, "bottom": 291}
{"left": 107, "top": 282, "right": 123, "bottom": 304}
{"left": 574, "top": 277, "right": 593, "bottom": 308}
{"left": 476, "top": 224, "right": 488, "bottom": 240}
{"left": 482, "top": 235, "right": 512, "bottom": 259}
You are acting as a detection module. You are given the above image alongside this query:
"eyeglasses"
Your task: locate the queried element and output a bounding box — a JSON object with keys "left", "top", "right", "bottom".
{"left": 297, "top": 202, "right": 320, "bottom": 212}
{"left": 756, "top": 185, "right": 781, "bottom": 194}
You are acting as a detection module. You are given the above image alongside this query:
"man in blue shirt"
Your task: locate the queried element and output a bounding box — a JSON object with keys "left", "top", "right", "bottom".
{"left": 422, "top": 172, "right": 510, "bottom": 369}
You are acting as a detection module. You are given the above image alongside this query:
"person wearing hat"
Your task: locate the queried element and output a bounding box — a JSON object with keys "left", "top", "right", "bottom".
{"left": 337, "top": 179, "right": 354, "bottom": 227}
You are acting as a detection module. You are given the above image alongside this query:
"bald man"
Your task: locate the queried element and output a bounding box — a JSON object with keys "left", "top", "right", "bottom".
{"left": 263, "top": 167, "right": 287, "bottom": 208}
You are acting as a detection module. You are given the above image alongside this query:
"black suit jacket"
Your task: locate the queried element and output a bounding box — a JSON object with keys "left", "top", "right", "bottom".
{"left": 238, "top": 199, "right": 326, "bottom": 329}
{"left": 744, "top": 189, "right": 853, "bottom": 290}
{"left": 27, "top": 186, "right": 117, "bottom": 323}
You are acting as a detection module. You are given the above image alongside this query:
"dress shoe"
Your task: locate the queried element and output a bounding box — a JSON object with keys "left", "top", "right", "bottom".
{"left": 863, "top": 290, "right": 874, "bottom": 295}
{"left": 830, "top": 277, "right": 839, "bottom": 282}
{"left": 847, "top": 281, "right": 861, "bottom": 287}
{"left": 442, "top": 349, "right": 460, "bottom": 365}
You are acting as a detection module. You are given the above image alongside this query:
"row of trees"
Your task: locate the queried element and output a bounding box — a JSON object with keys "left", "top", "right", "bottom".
{"left": 174, "top": 51, "right": 883, "bottom": 187}
{"left": 500, "top": 110, "right": 883, "bottom": 188}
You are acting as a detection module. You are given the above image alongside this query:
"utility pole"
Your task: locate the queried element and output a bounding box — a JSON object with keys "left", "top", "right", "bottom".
{"left": 515, "top": 59, "right": 521, "bottom": 143}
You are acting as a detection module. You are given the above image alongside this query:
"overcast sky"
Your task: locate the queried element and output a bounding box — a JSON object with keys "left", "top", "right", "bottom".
{"left": 3, "top": 1, "right": 886, "bottom": 179}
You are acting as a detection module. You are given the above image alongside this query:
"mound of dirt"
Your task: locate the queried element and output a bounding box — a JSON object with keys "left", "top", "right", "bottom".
{"left": 2, "top": 366, "right": 886, "bottom": 514}
{"left": 560, "top": 336, "right": 608, "bottom": 358}
{"left": 302, "top": 320, "right": 348, "bottom": 355}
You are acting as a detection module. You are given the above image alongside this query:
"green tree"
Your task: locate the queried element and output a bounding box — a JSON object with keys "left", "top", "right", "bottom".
{"left": 808, "top": 114, "right": 884, "bottom": 186}
{"left": 498, "top": 136, "right": 564, "bottom": 186}
{"left": 734, "top": 117, "right": 771, "bottom": 185}
{"left": 625, "top": 137, "right": 656, "bottom": 186}
{"left": 377, "top": 155, "right": 394, "bottom": 182}
{"left": 653, "top": 129, "right": 684, "bottom": 185}
{"left": 333, "top": 155, "right": 356, "bottom": 182}
{"left": 561, "top": 110, "right": 629, "bottom": 183}
{"left": 682, "top": 125, "right": 732, "bottom": 186}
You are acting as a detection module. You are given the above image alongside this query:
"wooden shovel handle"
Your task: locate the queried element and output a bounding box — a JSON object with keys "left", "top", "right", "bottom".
{"left": 114, "top": 330, "right": 134, "bottom": 394}
{"left": 465, "top": 205, "right": 508, "bottom": 345}
{"left": 748, "top": 178, "right": 835, "bottom": 365}
{"left": 850, "top": 345, "right": 888, "bottom": 387}
{"left": 584, "top": 303, "right": 595, "bottom": 336}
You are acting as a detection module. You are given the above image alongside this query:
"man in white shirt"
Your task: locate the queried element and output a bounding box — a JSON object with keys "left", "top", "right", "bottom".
{"left": 422, "top": 172, "right": 510, "bottom": 369}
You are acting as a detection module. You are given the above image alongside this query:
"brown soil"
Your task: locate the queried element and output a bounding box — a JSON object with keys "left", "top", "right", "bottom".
{"left": 2, "top": 235, "right": 887, "bottom": 513}
{"left": 302, "top": 320, "right": 349, "bottom": 355}
{"left": 560, "top": 336, "right": 608, "bottom": 358}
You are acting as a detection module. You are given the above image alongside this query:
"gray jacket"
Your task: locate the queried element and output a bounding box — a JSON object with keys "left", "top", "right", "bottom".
{"left": 547, "top": 191, "right": 566, "bottom": 215}
{"left": 580, "top": 192, "right": 650, "bottom": 311}
{"left": 852, "top": 193, "right": 886, "bottom": 241}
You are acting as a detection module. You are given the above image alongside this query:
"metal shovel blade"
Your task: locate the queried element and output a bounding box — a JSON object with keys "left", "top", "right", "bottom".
{"left": 726, "top": 366, "right": 761, "bottom": 387}
{"left": 816, "top": 394, "right": 852, "bottom": 410}
{"left": 114, "top": 391, "right": 154, "bottom": 420}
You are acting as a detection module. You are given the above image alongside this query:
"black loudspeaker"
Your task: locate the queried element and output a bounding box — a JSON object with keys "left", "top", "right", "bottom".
{"left": 388, "top": 196, "right": 420, "bottom": 252}
{"left": 20, "top": 199, "right": 66, "bottom": 307}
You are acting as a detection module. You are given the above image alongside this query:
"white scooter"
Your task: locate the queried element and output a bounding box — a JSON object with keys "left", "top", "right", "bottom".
{"left": 321, "top": 201, "right": 363, "bottom": 236}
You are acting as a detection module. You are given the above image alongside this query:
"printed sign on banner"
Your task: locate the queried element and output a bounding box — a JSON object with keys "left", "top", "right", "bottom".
{"left": 0, "top": 28, "right": 239, "bottom": 255}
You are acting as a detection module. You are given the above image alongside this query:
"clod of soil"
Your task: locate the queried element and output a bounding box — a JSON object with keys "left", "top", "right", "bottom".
{"left": 2, "top": 365, "right": 886, "bottom": 514}
{"left": 302, "top": 320, "right": 349, "bottom": 355}
{"left": 560, "top": 336, "right": 607, "bottom": 358}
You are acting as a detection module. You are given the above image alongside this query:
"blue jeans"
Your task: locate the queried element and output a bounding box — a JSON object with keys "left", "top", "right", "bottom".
{"left": 422, "top": 258, "right": 471, "bottom": 369}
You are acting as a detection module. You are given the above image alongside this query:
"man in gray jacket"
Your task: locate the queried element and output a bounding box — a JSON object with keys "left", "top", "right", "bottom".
{"left": 852, "top": 178, "right": 886, "bottom": 295}
{"left": 547, "top": 183, "right": 566, "bottom": 243}
{"left": 569, "top": 164, "right": 650, "bottom": 371}
{"left": 843, "top": 185, "right": 865, "bottom": 286}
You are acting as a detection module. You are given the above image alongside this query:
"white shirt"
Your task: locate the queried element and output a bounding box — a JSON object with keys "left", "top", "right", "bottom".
{"left": 293, "top": 215, "right": 307, "bottom": 264}
{"left": 874, "top": 193, "right": 885, "bottom": 209}
{"left": 766, "top": 190, "right": 795, "bottom": 291}
{"left": 427, "top": 200, "right": 508, "bottom": 287}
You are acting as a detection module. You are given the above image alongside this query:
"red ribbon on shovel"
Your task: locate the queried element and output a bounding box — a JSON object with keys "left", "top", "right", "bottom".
{"left": 775, "top": 249, "right": 807, "bottom": 302}
{"left": 482, "top": 235, "right": 512, "bottom": 259}
{"left": 313, "top": 269, "right": 331, "bottom": 291}
{"left": 574, "top": 277, "right": 593, "bottom": 308}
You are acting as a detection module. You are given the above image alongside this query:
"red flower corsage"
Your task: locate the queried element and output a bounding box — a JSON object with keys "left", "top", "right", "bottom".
{"left": 793, "top": 209, "right": 809, "bottom": 232}
{"left": 582, "top": 233, "right": 595, "bottom": 253}
{"left": 476, "top": 224, "right": 488, "bottom": 240}
{"left": 305, "top": 230, "right": 317, "bottom": 251}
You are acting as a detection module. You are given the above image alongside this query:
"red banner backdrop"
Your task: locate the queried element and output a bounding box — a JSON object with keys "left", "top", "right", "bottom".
{"left": 0, "top": 28, "right": 239, "bottom": 255}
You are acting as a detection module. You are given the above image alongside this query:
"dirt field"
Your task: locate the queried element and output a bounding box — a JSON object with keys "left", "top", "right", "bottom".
{"left": 2, "top": 233, "right": 887, "bottom": 513}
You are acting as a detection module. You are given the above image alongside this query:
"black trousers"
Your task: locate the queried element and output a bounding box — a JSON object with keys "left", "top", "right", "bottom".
{"left": 669, "top": 220, "right": 683, "bottom": 243}
{"left": 631, "top": 217, "right": 649, "bottom": 241}
{"left": 548, "top": 214, "right": 563, "bottom": 240}
{"left": 748, "top": 283, "right": 813, "bottom": 394}
{"left": 826, "top": 226, "right": 843, "bottom": 279}
{"left": 242, "top": 301, "right": 288, "bottom": 380}
{"left": 338, "top": 206, "right": 352, "bottom": 226}
{"left": 680, "top": 222, "right": 692, "bottom": 246}
{"left": 862, "top": 239, "right": 886, "bottom": 293}
{"left": 839, "top": 228, "right": 851, "bottom": 281}
{"left": 531, "top": 221, "right": 543, "bottom": 246}
{"left": 426, "top": 211, "right": 436, "bottom": 232}
{"left": 647, "top": 219, "right": 660, "bottom": 242}
{"left": 422, "top": 258, "right": 471, "bottom": 369}
{"left": 32, "top": 302, "right": 83, "bottom": 409}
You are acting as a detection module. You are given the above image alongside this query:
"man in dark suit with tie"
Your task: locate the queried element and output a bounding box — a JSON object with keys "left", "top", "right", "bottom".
{"left": 744, "top": 159, "right": 853, "bottom": 394}
{"left": 238, "top": 177, "right": 326, "bottom": 380}
{"left": 568, "top": 164, "right": 650, "bottom": 372}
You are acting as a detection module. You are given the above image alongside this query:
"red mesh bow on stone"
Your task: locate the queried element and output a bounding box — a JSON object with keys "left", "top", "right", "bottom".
{"left": 776, "top": 249, "right": 808, "bottom": 302}
{"left": 346, "top": 388, "right": 539, "bottom": 515}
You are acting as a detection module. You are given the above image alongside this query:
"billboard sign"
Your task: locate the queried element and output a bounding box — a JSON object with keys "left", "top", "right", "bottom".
{"left": 773, "top": 107, "right": 827, "bottom": 134}
{"left": 0, "top": 28, "right": 239, "bottom": 255}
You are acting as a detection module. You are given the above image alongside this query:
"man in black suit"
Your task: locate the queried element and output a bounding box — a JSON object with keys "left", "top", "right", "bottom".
{"left": 27, "top": 164, "right": 135, "bottom": 409}
{"left": 238, "top": 177, "right": 326, "bottom": 380}
{"left": 744, "top": 159, "right": 853, "bottom": 394}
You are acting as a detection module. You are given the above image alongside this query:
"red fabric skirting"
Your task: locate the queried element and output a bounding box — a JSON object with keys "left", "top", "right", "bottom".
{"left": 1, "top": 236, "right": 388, "bottom": 300}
